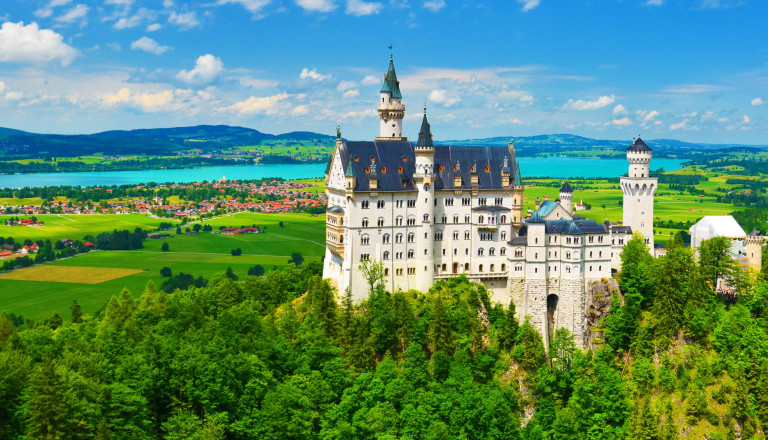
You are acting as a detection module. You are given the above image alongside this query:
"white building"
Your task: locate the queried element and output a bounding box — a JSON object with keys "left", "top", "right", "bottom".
{"left": 323, "top": 54, "right": 655, "bottom": 346}
{"left": 690, "top": 215, "right": 763, "bottom": 271}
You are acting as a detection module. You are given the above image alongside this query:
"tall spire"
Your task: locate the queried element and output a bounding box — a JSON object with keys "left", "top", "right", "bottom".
{"left": 380, "top": 50, "right": 402, "bottom": 99}
{"left": 417, "top": 105, "right": 433, "bottom": 148}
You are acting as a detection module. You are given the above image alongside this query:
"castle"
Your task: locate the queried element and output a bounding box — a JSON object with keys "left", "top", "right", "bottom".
{"left": 322, "top": 54, "right": 656, "bottom": 345}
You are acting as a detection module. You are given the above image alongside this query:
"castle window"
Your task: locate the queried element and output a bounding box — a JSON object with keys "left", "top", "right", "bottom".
{"left": 589, "top": 266, "right": 593, "bottom": 272}
{"left": 377, "top": 200, "right": 385, "bottom": 208}
{"left": 454, "top": 248, "right": 458, "bottom": 255}
{"left": 478, "top": 248, "right": 484, "bottom": 256}
{"left": 444, "top": 198, "right": 454, "bottom": 206}
{"left": 383, "top": 234, "right": 390, "bottom": 244}
{"left": 501, "top": 215, "right": 507, "bottom": 224}
{"left": 501, "top": 231, "right": 507, "bottom": 240}
{"left": 439, "top": 165, "right": 444, "bottom": 172}
{"left": 599, "top": 265, "right": 602, "bottom": 271}
{"left": 407, "top": 200, "right": 416, "bottom": 208}
{"left": 407, "top": 233, "right": 415, "bottom": 243}
{"left": 378, "top": 218, "right": 385, "bottom": 227}
{"left": 395, "top": 233, "right": 403, "bottom": 243}
{"left": 465, "top": 263, "right": 470, "bottom": 271}
{"left": 485, "top": 165, "right": 490, "bottom": 172}
{"left": 442, "top": 263, "right": 447, "bottom": 272}
{"left": 384, "top": 268, "right": 389, "bottom": 276}
{"left": 462, "top": 198, "right": 471, "bottom": 206}
{"left": 395, "top": 216, "right": 403, "bottom": 226}
{"left": 479, "top": 215, "right": 484, "bottom": 224}
{"left": 408, "top": 268, "right": 415, "bottom": 275}
{"left": 398, "top": 166, "right": 404, "bottom": 173}
{"left": 365, "top": 166, "right": 371, "bottom": 174}
{"left": 360, "top": 254, "right": 370, "bottom": 261}
{"left": 465, "top": 248, "right": 469, "bottom": 255}
{"left": 396, "top": 252, "right": 402, "bottom": 260}
{"left": 435, "top": 232, "right": 443, "bottom": 241}
{"left": 479, "top": 264, "right": 484, "bottom": 272}
{"left": 515, "top": 249, "right": 523, "bottom": 257}
{"left": 443, "top": 249, "right": 446, "bottom": 256}
{"left": 361, "top": 235, "right": 370, "bottom": 245}
{"left": 407, "top": 216, "right": 416, "bottom": 226}
{"left": 495, "top": 198, "right": 503, "bottom": 205}
{"left": 589, "top": 251, "right": 593, "bottom": 258}
{"left": 589, "top": 236, "right": 594, "bottom": 243}
{"left": 566, "top": 237, "right": 571, "bottom": 244}
{"left": 534, "top": 268, "right": 538, "bottom": 273}
{"left": 361, "top": 201, "right": 369, "bottom": 209}
{"left": 599, "top": 251, "right": 602, "bottom": 257}
{"left": 501, "top": 264, "right": 506, "bottom": 271}
{"left": 465, "top": 215, "right": 470, "bottom": 223}
{"left": 453, "top": 231, "right": 459, "bottom": 240}
{"left": 490, "top": 264, "right": 495, "bottom": 272}
{"left": 489, "top": 247, "right": 495, "bottom": 256}
{"left": 408, "top": 249, "right": 414, "bottom": 258}
{"left": 383, "top": 251, "right": 390, "bottom": 260}
{"left": 535, "top": 253, "right": 538, "bottom": 259}
{"left": 500, "top": 247, "right": 506, "bottom": 256}
{"left": 423, "top": 214, "right": 429, "bottom": 222}
{"left": 535, "top": 238, "right": 538, "bottom": 244}
{"left": 566, "top": 267, "right": 571, "bottom": 273}
{"left": 465, "top": 231, "right": 470, "bottom": 240}
{"left": 598, "top": 236, "right": 604, "bottom": 243}
{"left": 362, "top": 218, "right": 369, "bottom": 227}
{"left": 442, "top": 215, "right": 447, "bottom": 223}
{"left": 515, "top": 264, "right": 522, "bottom": 272}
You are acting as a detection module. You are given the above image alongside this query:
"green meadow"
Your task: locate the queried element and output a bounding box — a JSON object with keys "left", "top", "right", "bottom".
{"left": 0, "top": 212, "right": 326, "bottom": 321}
{"left": 0, "top": 214, "right": 166, "bottom": 242}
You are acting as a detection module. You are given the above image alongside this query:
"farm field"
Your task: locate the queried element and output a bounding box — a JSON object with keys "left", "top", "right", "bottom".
{"left": 0, "top": 212, "right": 326, "bottom": 322}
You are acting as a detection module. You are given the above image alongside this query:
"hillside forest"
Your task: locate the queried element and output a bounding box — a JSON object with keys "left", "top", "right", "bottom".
{"left": 1, "top": 233, "right": 767, "bottom": 439}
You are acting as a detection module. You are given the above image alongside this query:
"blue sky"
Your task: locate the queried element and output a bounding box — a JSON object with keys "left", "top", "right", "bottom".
{"left": 0, "top": 0, "right": 766, "bottom": 144}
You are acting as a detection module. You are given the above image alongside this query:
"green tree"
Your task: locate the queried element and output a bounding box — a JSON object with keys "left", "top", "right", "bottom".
{"left": 161, "top": 242, "right": 170, "bottom": 252}
{"left": 248, "top": 264, "right": 265, "bottom": 277}
{"left": 698, "top": 236, "right": 739, "bottom": 288}
{"left": 516, "top": 317, "right": 545, "bottom": 372}
{"left": 26, "top": 355, "right": 71, "bottom": 440}
{"left": 498, "top": 299, "right": 519, "bottom": 351}
{"left": 358, "top": 259, "right": 384, "bottom": 294}
{"left": 160, "top": 266, "right": 172, "bottom": 277}
{"left": 70, "top": 300, "right": 83, "bottom": 323}
{"left": 289, "top": 252, "right": 304, "bottom": 266}
{"left": 652, "top": 233, "right": 692, "bottom": 340}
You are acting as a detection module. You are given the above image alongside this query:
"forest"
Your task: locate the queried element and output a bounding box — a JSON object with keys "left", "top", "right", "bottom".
{"left": 0, "top": 233, "right": 767, "bottom": 439}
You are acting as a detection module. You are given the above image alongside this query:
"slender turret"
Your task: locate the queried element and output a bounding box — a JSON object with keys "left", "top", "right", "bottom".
{"left": 376, "top": 49, "right": 406, "bottom": 142}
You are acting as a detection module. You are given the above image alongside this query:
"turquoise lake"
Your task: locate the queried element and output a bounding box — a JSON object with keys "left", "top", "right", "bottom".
{"left": 0, "top": 158, "right": 685, "bottom": 188}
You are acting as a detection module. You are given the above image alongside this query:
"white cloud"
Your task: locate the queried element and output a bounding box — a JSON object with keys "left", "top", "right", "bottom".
{"left": 662, "top": 84, "right": 729, "bottom": 94}
{"left": 336, "top": 80, "right": 357, "bottom": 91}
{"left": 0, "top": 81, "right": 5, "bottom": 94}
{"left": 292, "top": 105, "right": 309, "bottom": 115}
{"left": 105, "top": 0, "right": 134, "bottom": 6}
{"left": 669, "top": 119, "right": 688, "bottom": 130}
{"left": 612, "top": 117, "right": 632, "bottom": 126}
{"left": 131, "top": 36, "right": 171, "bottom": 55}
{"left": 643, "top": 110, "right": 659, "bottom": 122}
{"left": 361, "top": 75, "right": 379, "bottom": 86}
{"left": 99, "top": 87, "right": 181, "bottom": 113}
{"left": 300, "top": 68, "right": 331, "bottom": 81}
{"left": 176, "top": 54, "right": 225, "bottom": 85}
{"left": 168, "top": 11, "right": 200, "bottom": 30}
{"left": 0, "top": 22, "right": 79, "bottom": 66}
{"left": 612, "top": 104, "right": 627, "bottom": 115}
{"left": 423, "top": 0, "right": 445, "bottom": 11}
{"left": 216, "top": 92, "right": 290, "bottom": 115}
{"left": 239, "top": 77, "right": 279, "bottom": 88}
{"left": 35, "top": 0, "right": 73, "bottom": 19}
{"left": 429, "top": 89, "right": 460, "bottom": 107}
{"left": 5, "top": 91, "right": 23, "bottom": 101}
{"left": 163, "top": 0, "right": 174, "bottom": 7}
{"left": 510, "top": 118, "right": 523, "bottom": 124}
{"left": 342, "top": 89, "right": 359, "bottom": 98}
{"left": 55, "top": 4, "right": 89, "bottom": 25}
{"left": 296, "top": 0, "right": 336, "bottom": 12}
{"left": 346, "top": 0, "right": 382, "bottom": 15}
{"left": 217, "top": 0, "right": 272, "bottom": 13}
{"left": 106, "top": 42, "right": 121, "bottom": 51}
{"left": 146, "top": 23, "right": 162, "bottom": 32}
{"left": 751, "top": 97, "right": 764, "bottom": 106}
{"left": 562, "top": 94, "right": 614, "bottom": 111}
{"left": 517, "top": 0, "right": 540, "bottom": 12}
{"left": 114, "top": 8, "right": 155, "bottom": 29}
{"left": 645, "top": 0, "right": 663, "bottom": 5}
{"left": 742, "top": 115, "right": 750, "bottom": 123}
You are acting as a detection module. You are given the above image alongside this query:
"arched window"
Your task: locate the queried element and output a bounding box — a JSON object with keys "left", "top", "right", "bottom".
{"left": 423, "top": 214, "right": 429, "bottom": 222}
{"left": 383, "top": 234, "right": 390, "bottom": 244}
{"left": 490, "top": 264, "right": 495, "bottom": 272}
{"left": 479, "top": 215, "right": 484, "bottom": 223}
{"left": 383, "top": 251, "right": 390, "bottom": 260}
{"left": 361, "top": 234, "right": 370, "bottom": 245}
{"left": 453, "top": 231, "right": 459, "bottom": 239}
{"left": 479, "top": 264, "right": 484, "bottom": 272}
{"left": 407, "top": 232, "right": 415, "bottom": 243}
{"left": 501, "top": 263, "right": 506, "bottom": 271}
{"left": 441, "top": 263, "right": 447, "bottom": 271}
{"left": 489, "top": 247, "right": 495, "bottom": 256}
{"left": 395, "top": 216, "right": 403, "bottom": 226}
{"left": 478, "top": 248, "right": 484, "bottom": 256}
{"left": 500, "top": 247, "right": 506, "bottom": 256}
{"left": 501, "top": 215, "right": 507, "bottom": 223}
{"left": 395, "top": 233, "right": 403, "bottom": 243}
{"left": 362, "top": 217, "right": 369, "bottom": 227}
{"left": 465, "top": 263, "right": 470, "bottom": 271}
{"left": 378, "top": 217, "right": 385, "bottom": 227}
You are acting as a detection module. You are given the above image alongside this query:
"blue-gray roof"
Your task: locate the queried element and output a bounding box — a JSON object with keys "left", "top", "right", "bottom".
{"left": 627, "top": 137, "right": 651, "bottom": 152}
{"left": 536, "top": 200, "right": 559, "bottom": 217}
{"left": 380, "top": 58, "right": 402, "bottom": 99}
{"left": 335, "top": 141, "right": 519, "bottom": 192}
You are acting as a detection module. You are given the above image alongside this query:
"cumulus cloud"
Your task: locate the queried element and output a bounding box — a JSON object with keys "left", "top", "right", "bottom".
{"left": 429, "top": 89, "right": 460, "bottom": 107}
{"left": 216, "top": 92, "right": 290, "bottom": 115}
{"left": 239, "top": 77, "right": 279, "bottom": 88}
{"left": 0, "top": 22, "right": 79, "bottom": 66}
{"left": 342, "top": 89, "right": 359, "bottom": 98}
{"left": 669, "top": 119, "right": 688, "bottom": 130}
{"left": 292, "top": 105, "right": 309, "bottom": 115}
{"left": 168, "top": 11, "right": 200, "bottom": 30}
{"left": 612, "top": 104, "right": 627, "bottom": 115}
{"left": 517, "top": 0, "right": 540, "bottom": 12}
{"left": 346, "top": 0, "right": 382, "bottom": 15}
{"left": 300, "top": 68, "right": 331, "bottom": 81}
{"left": 146, "top": 23, "right": 162, "bottom": 32}
{"left": 336, "top": 80, "right": 357, "bottom": 91}
{"left": 423, "top": 0, "right": 445, "bottom": 11}
{"left": 612, "top": 117, "right": 632, "bottom": 126}
{"left": 217, "top": 0, "right": 272, "bottom": 13}
{"left": 751, "top": 97, "right": 764, "bottom": 106}
{"left": 131, "top": 36, "right": 171, "bottom": 55}
{"left": 114, "top": 8, "right": 155, "bottom": 29}
{"left": 99, "top": 87, "right": 181, "bottom": 113}
{"left": 296, "top": 0, "right": 336, "bottom": 12}
{"left": 55, "top": 4, "right": 89, "bottom": 25}
{"left": 510, "top": 118, "right": 523, "bottom": 124}
{"left": 645, "top": 0, "right": 663, "bottom": 5}
{"left": 562, "top": 94, "right": 614, "bottom": 111}
{"left": 643, "top": 110, "right": 659, "bottom": 122}
{"left": 361, "top": 75, "right": 379, "bottom": 86}
{"left": 176, "top": 54, "right": 224, "bottom": 85}
{"left": 742, "top": 115, "right": 750, "bottom": 123}
{"left": 0, "top": 81, "right": 5, "bottom": 94}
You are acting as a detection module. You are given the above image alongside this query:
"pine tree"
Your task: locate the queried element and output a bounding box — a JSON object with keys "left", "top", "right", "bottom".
{"left": 429, "top": 293, "right": 453, "bottom": 355}
{"left": 498, "top": 298, "right": 519, "bottom": 351}
{"left": 26, "top": 355, "right": 70, "bottom": 439}
{"left": 652, "top": 233, "right": 692, "bottom": 340}
{"left": 70, "top": 300, "right": 83, "bottom": 324}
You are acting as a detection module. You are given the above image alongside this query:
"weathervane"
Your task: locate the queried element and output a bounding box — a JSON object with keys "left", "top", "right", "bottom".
{"left": 336, "top": 124, "right": 341, "bottom": 140}
{"left": 388, "top": 44, "right": 393, "bottom": 59}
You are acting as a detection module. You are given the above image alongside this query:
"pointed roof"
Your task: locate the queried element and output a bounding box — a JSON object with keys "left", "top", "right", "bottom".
{"left": 749, "top": 228, "right": 762, "bottom": 237}
{"left": 627, "top": 137, "right": 652, "bottom": 152}
{"left": 417, "top": 109, "right": 433, "bottom": 147}
{"left": 514, "top": 161, "right": 522, "bottom": 186}
{"left": 567, "top": 221, "right": 583, "bottom": 235}
{"left": 380, "top": 56, "right": 402, "bottom": 99}
{"left": 345, "top": 161, "right": 356, "bottom": 177}
{"left": 560, "top": 181, "right": 573, "bottom": 193}
{"left": 529, "top": 210, "right": 545, "bottom": 224}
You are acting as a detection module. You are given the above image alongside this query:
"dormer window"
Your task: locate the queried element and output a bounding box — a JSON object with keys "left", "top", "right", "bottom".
{"left": 381, "top": 166, "right": 387, "bottom": 173}
{"left": 354, "top": 156, "right": 359, "bottom": 162}
{"left": 485, "top": 165, "right": 490, "bottom": 172}
{"left": 398, "top": 166, "right": 403, "bottom": 173}
{"left": 438, "top": 165, "right": 444, "bottom": 172}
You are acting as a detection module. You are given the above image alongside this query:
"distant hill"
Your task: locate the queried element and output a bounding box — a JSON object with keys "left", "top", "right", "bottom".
{"left": 0, "top": 125, "right": 336, "bottom": 158}
{"left": 437, "top": 133, "right": 768, "bottom": 158}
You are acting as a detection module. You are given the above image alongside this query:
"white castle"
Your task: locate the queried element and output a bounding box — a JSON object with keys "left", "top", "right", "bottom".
{"left": 322, "top": 54, "right": 656, "bottom": 344}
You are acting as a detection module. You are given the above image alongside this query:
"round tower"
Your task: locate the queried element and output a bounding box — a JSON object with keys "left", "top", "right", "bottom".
{"left": 620, "top": 137, "right": 657, "bottom": 250}
{"left": 559, "top": 181, "right": 573, "bottom": 215}
{"left": 376, "top": 51, "right": 407, "bottom": 142}
{"left": 414, "top": 107, "right": 435, "bottom": 291}
{"left": 746, "top": 229, "right": 764, "bottom": 272}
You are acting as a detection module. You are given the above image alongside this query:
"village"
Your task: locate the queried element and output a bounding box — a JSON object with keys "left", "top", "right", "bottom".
{"left": 1, "top": 178, "right": 327, "bottom": 219}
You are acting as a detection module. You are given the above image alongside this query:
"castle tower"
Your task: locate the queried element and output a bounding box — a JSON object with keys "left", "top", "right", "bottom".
{"left": 413, "top": 107, "right": 435, "bottom": 291}
{"left": 559, "top": 182, "right": 573, "bottom": 215}
{"left": 376, "top": 51, "right": 407, "bottom": 142}
{"left": 509, "top": 140, "right": 525, "bottom": 232}
{"left": 620, "top": 137, "right": 657, "bottom": 250}
{"left": 746, "top": 229, "right": 764, "bottom": 272}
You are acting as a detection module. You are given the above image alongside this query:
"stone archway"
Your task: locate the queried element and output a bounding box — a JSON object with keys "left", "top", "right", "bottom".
{"left": 546, "top": 294, "right": 559, "bottom": 341}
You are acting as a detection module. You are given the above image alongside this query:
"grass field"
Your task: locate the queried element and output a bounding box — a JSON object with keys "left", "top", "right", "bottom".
{"left": 0, "top": 214, "right": 166, "bottom": 242}
{"left": 0, "top": 212, "right": 326, "bottom": 321}
{"left": 0, "top": 265, "right": 142, "bottom": 283}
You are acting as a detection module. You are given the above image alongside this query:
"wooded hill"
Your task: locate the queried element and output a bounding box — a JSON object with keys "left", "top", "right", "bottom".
{"left": 0, "top": 125, "right": 336, "bottom": 158}
{"left": 0, "top": 232, "right": 767, "bottom": 439}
